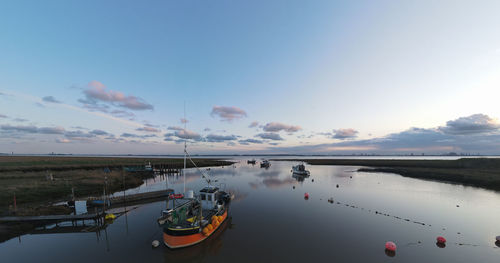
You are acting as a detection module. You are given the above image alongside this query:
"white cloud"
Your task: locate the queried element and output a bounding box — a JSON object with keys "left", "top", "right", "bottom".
{"left": 439, "top": 114, "right": 500, "bottom": 135}
{"left": 211, "top": 106, "right": 247, "bottom": 122}
{"left": 263, "top": 122, "right": 301, "bottom": 133}
{"left": 256, "top": 133, "right": 284, "bottom": 141}
{"left": 332, "top": 128, "right": 358, "bottom": 140}
{"left": 81, "top": 81, "right": 154, "bottom": 111}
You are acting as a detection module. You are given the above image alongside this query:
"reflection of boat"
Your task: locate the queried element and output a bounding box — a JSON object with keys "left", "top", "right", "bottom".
{"left": 260, "top": 160, "right": 271, "bottom": 168}
{"left": 292, "top": 173, "right": 309, "bottom": 182}
{"left": 247, "top": 159, "right": 256, "bottom": 164}
{"left": 292, "top": 164, "right": 310, "bottom": 176}
{"left": 161, "top": 186, "right": 231, "bottom": 249}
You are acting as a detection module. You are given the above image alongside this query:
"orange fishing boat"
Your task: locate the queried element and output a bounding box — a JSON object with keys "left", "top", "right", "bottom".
{"left": 157, "top": 138, "right": 232, "bottom": 249}
{"left": 160, "top": 186, "right": 231, "bottom": 249}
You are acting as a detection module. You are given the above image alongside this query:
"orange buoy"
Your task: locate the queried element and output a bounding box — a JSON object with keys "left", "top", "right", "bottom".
{"left": 218, "top": 216, "right": 223, "bottom": 222}
{"left": 202, "top": 227, "right": 209, "bottom": 235}
{"left": 304, "top": 193, "right": 309, "bottom": 199}
{"left": 437, "top": 236, "right": 446, "bottom": 244}
{"left": 385, "top": 241, "right": 396, "bottom": 252}
{"left": 207, "top": 224, "right": 213, "bottom": 231}
{"left": 212, "top": 215, "right": 217, "bottom": 221}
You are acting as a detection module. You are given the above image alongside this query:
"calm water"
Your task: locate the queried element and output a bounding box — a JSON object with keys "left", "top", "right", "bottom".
{"left": 2, "top": 160, "right": 500, "bottom": 262}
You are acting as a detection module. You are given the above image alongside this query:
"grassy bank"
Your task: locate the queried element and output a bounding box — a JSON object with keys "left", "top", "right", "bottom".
{"left": 279, "top": 158, "right": 500, "bottom": 191}
{"left": 0, "top": 156, "right": 233, "bottom": 214}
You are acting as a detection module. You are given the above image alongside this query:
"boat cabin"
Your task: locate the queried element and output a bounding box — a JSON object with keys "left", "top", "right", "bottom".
{"left": 199, "top": 186, "right": 219, "bottom": 210}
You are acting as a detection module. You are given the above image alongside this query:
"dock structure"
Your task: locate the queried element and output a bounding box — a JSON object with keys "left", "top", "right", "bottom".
{"left": 86, "top": 189, "right": 174, "bottom": 207}
{"left": 0, "top": 212, "right": 105, "bottom": 224}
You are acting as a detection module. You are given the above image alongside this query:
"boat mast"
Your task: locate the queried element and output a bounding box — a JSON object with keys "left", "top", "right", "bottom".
{"left": 183, "top": 102, "right": 186, "bottom": 194}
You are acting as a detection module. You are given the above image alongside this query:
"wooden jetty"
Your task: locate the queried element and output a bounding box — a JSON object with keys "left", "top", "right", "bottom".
{"left": 0, "top": 212, "right": 105, "bottom": 223}
{"left": 86, "top": 189, "right": 174, "bottom": 206}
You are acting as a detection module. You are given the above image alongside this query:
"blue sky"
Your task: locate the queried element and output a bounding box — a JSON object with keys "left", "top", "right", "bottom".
{"left": 1, "top": 0, "right": 500, "bottom": 154}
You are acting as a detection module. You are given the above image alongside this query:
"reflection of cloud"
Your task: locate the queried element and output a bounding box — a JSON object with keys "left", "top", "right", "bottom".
{"left": 262, "top": 178, "right": 296, "bottom": 189}
{"left": 211, "top": 106, "right": 247, "bottom": 122}
{"left": 333, "top": 128, "right": 358, "bottom": 140}
{"left": 254, "top": 170, "right": 280, "bottom": 178}
{"left": 263, "top": 122, "right": 301, "bottom": 133}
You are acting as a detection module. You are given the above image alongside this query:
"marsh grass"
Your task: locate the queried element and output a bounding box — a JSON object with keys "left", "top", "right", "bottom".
{"left": 0, "top": 156, "right": 232, "bottom": 211}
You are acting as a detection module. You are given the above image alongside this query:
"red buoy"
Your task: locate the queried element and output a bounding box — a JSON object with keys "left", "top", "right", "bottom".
{"left": 304, "top": 193, "right": 309, "bottom": 199}
{"left": 385, "top": 241, "right": 396, "bottom": 252}
{"left": 437, "top": 236, "right": 446, "bottom": 244}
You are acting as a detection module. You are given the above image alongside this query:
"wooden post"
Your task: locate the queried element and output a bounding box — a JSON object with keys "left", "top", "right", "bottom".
{"left": 13, "top": 192, "right": 17, "bottom": 212}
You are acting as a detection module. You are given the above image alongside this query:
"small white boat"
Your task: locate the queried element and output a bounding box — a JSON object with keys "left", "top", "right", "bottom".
{"left": 292, "top": 164, "right": 310, "bottom": 176}
{"left": 260, "top": 160, "right": 271, "bottom": 168}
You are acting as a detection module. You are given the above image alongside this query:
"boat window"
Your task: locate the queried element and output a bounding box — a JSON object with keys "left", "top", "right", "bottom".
{"left": 201, "top": 194, "right": 206, "bottom": 200}
{"left": 207, "top": 194, "right": 212, "bottom": 201}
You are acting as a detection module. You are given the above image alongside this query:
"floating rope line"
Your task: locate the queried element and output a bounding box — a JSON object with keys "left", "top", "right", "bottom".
{"left": 323, "top": 198, "right": 498, "bottom": 249}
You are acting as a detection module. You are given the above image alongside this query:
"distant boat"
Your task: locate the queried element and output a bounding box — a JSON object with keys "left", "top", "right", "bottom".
{"left": 247, "top": 159, "right": 256, "bottom": 164}
{"left": 292, "top": 164, "right": 310, "bottom": 176}
{"left": 260, "top": 160, "right": 271, "bottom": 168}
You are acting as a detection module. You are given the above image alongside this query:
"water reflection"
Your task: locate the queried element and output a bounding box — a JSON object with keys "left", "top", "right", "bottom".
{"left": 2, "top": 160, "right": 500, "bottom": 262}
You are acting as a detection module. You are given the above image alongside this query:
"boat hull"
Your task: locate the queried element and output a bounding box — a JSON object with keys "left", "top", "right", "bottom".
{"left": 163, "top": 210, "right": 228, "bottom": 249}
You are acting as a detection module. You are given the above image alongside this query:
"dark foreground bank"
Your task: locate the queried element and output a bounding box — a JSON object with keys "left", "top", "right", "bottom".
{"left": 279, "top": 158, "right": 500, "bottom": 191}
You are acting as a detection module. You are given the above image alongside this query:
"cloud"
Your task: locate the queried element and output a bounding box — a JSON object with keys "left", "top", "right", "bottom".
{"left": 0, "top": 114, "right": 7, "bottom": 118}
{"left": 0, "top": 124, "right": 65, "bottom": 134}
{"left": 38, "top": 127, "right": 66, "bottom": 134}
{"left": 13, "top": 118, "right": 28, "bottom": 122}
{"left": 81, "top": 81, "right": 154, "bottom": 111}
{"left": 263, "top": 122, "right": 301, "bottom": 133}
{"left": 89, "top": 129, "right": 111, "bottom": 136}
{"left": 121, "top": 133, "right": 157, "bottom": 139}
{"left": 239, "top": 139, "right": 263, "bottom": 145}
{"left": 136, "top": 126, "right": 161, "bottom": 133}
{"left": 174, "top": 129, "right": 202, "bottom": 140}
{"left": 249, "top": 121, "right": 259, "bottom": 128}
{"left": 332, "top": 128, "right": 359, "bottom": 140}
{"left": 439, "top": 114, "right": 500, "bottom": 135}
{"left": 168, "top": 126, "right": 184, "bottom": 131}
{"left": 42, "top": 96, "right": 61, "bottom": 103}
{"left": 205, "top": 134, "right": 237, "bottom": 142}
{"left": 110, "top": 110, "right": 135, "bottom": 119}
{"left": 256, "top": 133, "right": 284, "bottom": 141}
{"left": 211, "top": 106, "right": 247, "bottom": 122}
{"left": 204, "top": 128, "right": 211, "bottom": 132}
{"left": 180, "top": 118, "right": 189, "bottom": 124}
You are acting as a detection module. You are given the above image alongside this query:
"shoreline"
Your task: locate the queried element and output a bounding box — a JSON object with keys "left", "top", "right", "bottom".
{"left": 0, "top": 156, "right": 233, "bottom": 214}
{"left": 277, "top": 158, "right": 500, "bottom": 192}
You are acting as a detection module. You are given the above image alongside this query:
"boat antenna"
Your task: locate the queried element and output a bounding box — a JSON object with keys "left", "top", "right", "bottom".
{"left": 183, "top": 101, "right": 187, "bottom": 194}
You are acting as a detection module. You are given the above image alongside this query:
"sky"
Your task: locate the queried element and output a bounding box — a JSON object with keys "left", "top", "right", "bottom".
{"left": 1, "top": 0, "right": 500, "bottom": 155}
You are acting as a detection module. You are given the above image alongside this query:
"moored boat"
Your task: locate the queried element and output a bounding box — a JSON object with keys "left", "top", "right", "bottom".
{"left": 292, "top": 163, "right": 310, "bottom": 176}
{"left": 160, "top": 186, "right": 231, "bottom": 249}
{"left": 247, "top": 159, "right": 256, "bottom": 164}
{"left": 260, "top": 160, "right": 271, "bottom": 168}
